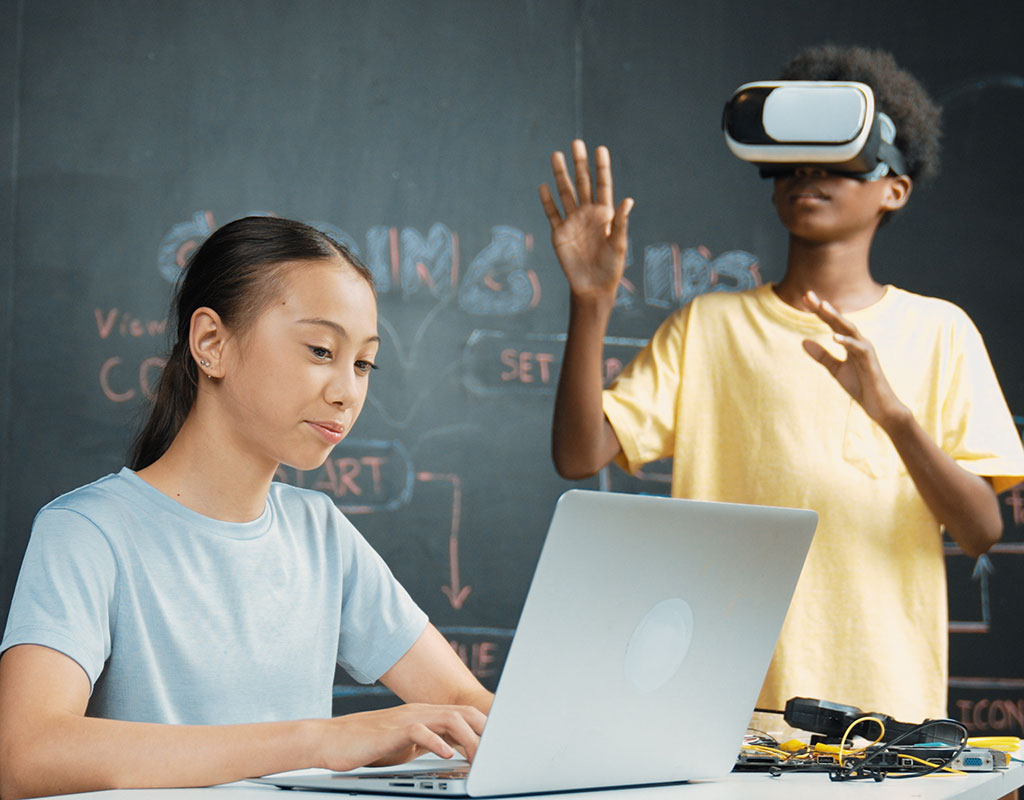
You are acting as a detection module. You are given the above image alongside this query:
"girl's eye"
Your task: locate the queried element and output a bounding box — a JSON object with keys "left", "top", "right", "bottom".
{"left": 355, "top": 360, "right": 378, "bottom": 374}
{"left": 309, "top": 345, "right": 332, "bottom": 360}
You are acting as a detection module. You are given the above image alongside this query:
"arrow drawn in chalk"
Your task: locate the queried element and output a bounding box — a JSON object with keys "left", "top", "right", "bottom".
{"left": 972, "top": 554, "right": 993, "bottom": 629}
{"left": 417, "top": 471, "right": 471, "bottom": 609}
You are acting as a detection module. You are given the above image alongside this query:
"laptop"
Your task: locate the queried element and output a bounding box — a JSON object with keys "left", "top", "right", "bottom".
{"left": 252, "top": 489, "right": 817, "bottom": 796}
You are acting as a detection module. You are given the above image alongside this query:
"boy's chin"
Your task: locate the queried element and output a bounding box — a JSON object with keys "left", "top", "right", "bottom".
{"left": 779, "top": 215, "right": 845, "bottom": 243}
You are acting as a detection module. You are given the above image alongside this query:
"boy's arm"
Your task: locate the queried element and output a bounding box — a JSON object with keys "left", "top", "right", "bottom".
{"left": 881, "top": 412, "right": 1002, "bottom": 557}
{"left": 539, "top": 140, "right": 632, "bottom": 478}
{"left": 0, "top": 643, "right": 485, "bottom": 800}
{"left": 802, "top": 292, "right": 1002, "bottom": 557}
{"left": 552, "top": 295, "right": 623, "bottom": 478}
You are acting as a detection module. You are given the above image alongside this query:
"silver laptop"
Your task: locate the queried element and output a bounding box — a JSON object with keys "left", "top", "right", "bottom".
{"left": 253, "top": 489, "right": 817, "bottom": 796}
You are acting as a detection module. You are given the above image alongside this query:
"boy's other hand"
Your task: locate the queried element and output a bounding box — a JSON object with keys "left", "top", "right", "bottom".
{"left": 801, "top": 290, "right": 911, "bottom": 431}
{"left": 539, "top": 139, "right": 634, "bottom": 302}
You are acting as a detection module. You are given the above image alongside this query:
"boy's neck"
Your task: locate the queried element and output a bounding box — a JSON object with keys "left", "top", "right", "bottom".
{"left": 775, "top": 234, "right": 886, "bottom": 312}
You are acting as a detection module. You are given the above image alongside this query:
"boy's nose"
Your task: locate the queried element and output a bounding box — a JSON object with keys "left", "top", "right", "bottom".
{"left": 794, "top": 165, "right": 829, "bottom": 178}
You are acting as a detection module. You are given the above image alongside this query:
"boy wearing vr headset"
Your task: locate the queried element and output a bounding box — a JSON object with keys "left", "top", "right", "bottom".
{"left": 539, "top": 45, "right": 1024, "bottom": 728}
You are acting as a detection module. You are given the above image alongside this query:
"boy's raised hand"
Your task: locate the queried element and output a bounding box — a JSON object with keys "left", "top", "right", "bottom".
{"left": 801, "top": 291, "right": 910, "bottom": 430}
{"left": 539, "top": 139, "right": 634, "bottom": 301}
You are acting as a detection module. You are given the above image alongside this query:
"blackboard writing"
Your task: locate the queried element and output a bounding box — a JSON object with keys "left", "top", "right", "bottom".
{"left": 462, "top": 331, "right": 645, "bottom": 396}
{"left": 953, "top": 691, "right": 1024, "bottom": 733}
{"left": 643, "top": 245, "right": 762, "bottom": 309}
{"left": 275, "top": 440, "right": 414, "bottom": 514}
{"left": 156, "top": 211, "right": 759, "bottom": 315}
{"left": 416, "top": 472, "right": 470, "bottom": 610}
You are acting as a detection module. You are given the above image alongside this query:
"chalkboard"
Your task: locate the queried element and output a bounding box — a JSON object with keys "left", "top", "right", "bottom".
{"left": 2, "top": 0, "right": 1023, "bottom": 735}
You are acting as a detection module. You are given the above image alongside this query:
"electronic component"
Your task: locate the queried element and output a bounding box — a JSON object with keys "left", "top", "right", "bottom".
{"left": 736, "top": 746, "right": 1003, "bottom": 774}
{"left": 783, "top": 696, "right": 963, "bottom": 745}
{"left": 722, "top": 80, "right": 908, "bottom": 179}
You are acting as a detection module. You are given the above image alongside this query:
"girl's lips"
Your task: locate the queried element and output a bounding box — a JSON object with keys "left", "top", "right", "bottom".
{"left": 307, "top": 421, "right": 346, "bottom": 444}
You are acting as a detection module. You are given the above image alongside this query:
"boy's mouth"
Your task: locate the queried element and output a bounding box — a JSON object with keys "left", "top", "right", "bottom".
{"left": 791, "top": 184, "right": 829, "bottom": 201}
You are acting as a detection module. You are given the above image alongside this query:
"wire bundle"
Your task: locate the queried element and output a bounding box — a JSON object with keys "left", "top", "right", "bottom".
{"left": 828, "top": 717, "right": 969, "bottom": 781}
{"left": 740, "top": 717, "right": 973, "bottom": 781}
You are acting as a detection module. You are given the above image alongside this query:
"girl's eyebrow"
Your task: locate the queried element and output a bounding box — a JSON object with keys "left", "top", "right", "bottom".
{"left": 296, "top": 317, "right": 381, "bottom": 344}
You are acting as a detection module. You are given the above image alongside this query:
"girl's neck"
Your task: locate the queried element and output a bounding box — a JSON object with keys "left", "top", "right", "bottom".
{"left": 774, "top": 234, "right": 885, "bottom": 312}
{"left": 135, "top": 413, "right": 277, "bottom": 523}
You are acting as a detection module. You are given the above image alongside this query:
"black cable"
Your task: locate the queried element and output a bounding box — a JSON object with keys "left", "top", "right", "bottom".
{"left": 865, "top": 719, "right": 969, "bottom": 780}
{"left": 829, "top": 719, "right": 969, "bottom": 782}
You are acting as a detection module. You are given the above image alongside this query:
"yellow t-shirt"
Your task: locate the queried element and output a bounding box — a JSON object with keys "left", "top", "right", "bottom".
{"left": 603, "top": 283, "right": 1024, "bottom": 722}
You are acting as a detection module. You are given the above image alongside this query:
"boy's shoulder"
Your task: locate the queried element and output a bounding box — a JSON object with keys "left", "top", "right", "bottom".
{"left": 682, "top": 284, "right": 774, "bottom": 324}
{"left": 683, "top": 284, "right": 766, "bottom": 313}
{"left": 884, "top": 285, "right": 976, "bottom": 327}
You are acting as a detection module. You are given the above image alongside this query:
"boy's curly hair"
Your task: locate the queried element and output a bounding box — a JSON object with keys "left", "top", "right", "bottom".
{"left": 779, "top": 44, "right": 941, "bottom": 183}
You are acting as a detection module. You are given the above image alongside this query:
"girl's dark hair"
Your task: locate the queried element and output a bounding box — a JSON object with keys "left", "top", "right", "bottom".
{"left": 780, "top": 44, "right": 942, "bottom": 183}
{"left": 129, "top": 216, "right": 373, "bottom": 470}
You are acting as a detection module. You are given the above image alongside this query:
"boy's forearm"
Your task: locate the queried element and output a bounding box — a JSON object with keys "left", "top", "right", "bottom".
{"left": 2, "top": 712, "right": 324, "bottom": 800}
{"left": 552, "top": 293, "right": 620, "bottom": 479}
{"left": 881, "top": 408, "right": 1003, "bottom": 557}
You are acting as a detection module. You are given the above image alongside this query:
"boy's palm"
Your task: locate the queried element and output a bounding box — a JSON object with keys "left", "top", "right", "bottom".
{"left": 802, "top": 293, "right": 908, "bottom": 427}
{"left": 550, "top": 204, "right": 626, "bottom": 295}
{"left": 539, "top": 140, "right": 633, "bottom": 300}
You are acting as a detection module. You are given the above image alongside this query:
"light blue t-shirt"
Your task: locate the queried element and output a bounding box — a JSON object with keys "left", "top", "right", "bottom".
{"left": 1, "top": 468, "right": 428, "bottom": 725}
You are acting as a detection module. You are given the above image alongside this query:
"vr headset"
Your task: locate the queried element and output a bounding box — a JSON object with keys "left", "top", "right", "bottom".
{"left": 722, "top": 81, "right": 907, "bottom": 180}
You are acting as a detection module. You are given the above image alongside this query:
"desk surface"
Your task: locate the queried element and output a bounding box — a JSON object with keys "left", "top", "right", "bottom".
{"left": 42, "top": 761, "right": 1024, "bottom": 800}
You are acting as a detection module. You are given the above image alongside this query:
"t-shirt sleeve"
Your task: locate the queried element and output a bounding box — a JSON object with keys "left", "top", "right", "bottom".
{"left": 943, "top": 316, "right": 1024, "bottom": 494}
{"left": 333, "top": 511, "right": 428, "bottom": 684}
{"left": 0, "top": 507, "right": 118, "bottom": 689}
{"left": 602, "top": 307, "right": 687, "bottom": 475}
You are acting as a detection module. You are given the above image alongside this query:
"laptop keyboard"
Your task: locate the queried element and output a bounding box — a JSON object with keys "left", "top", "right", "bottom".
{"left": 383, "top": 767, "right": 471, "bottom": 780}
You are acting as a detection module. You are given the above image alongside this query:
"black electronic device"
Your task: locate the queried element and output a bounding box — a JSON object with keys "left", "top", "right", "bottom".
{"left": 783, "top": 697, "right": 963, "bottom": 745}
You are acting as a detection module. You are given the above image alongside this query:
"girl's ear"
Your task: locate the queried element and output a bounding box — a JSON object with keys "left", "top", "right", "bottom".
{"left": 882, "top": 174, "right": 913, "bottom": 212}
{"left": 189, "top": 307, "right": 227, "bottom": 379}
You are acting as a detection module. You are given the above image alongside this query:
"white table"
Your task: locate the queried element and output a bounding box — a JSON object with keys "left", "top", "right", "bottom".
{"left": 40, "top": 760, "right": 1024, "bottom": 800}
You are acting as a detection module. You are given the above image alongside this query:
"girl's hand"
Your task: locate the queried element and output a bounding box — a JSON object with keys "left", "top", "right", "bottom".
{"left": 539, "top": 139, "right": 634, "bottom": 302}
{"left": 801, "top": 291, "right": 911, "bottom": 431}
{"left": 319, "top": 703, "right": 487, "bottom": 772}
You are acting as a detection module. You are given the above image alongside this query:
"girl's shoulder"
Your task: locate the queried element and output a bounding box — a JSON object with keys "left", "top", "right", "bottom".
{"left": 38, "top": 470, "right": 137, "bottom": 519}
{"left": 266, "top": 479, "right": 356, "bottom": 533}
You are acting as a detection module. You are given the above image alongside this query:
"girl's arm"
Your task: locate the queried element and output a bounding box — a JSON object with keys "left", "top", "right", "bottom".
{"left": 0, "top": 641, "right": 486, "bottom": 800}
{"left": 378, "top": 624, "right": 493, "bottom": 714}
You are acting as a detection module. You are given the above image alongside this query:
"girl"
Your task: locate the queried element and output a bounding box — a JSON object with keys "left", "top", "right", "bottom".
{"left": 0, "top": 216, "right": 492, "bottom": 800}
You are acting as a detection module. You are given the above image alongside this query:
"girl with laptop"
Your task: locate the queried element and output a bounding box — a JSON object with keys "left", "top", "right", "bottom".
{"left": 0, "top": 216, "right": 492, "bottom": 800}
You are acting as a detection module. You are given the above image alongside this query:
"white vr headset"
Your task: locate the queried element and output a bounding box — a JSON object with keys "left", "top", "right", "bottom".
{"left": 722, "top": 81, "right": 908, "bottom": 180}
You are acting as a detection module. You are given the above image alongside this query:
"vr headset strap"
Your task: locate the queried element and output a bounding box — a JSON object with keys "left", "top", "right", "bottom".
{"left": 877, "top": 140, "right": 908, "bottom": 177}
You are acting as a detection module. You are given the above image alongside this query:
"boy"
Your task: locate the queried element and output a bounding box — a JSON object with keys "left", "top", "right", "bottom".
{"left": 538, "top": 45, "right": 1024, "bottom": 726}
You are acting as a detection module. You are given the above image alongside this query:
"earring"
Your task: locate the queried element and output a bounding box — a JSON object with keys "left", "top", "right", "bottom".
{"left": 199, "top": 359, "right": 210, "bottom": 367}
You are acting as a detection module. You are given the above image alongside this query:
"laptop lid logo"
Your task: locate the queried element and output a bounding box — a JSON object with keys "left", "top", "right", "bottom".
{"left": 624, "top": 598, "right": 694, "bottom": 693}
